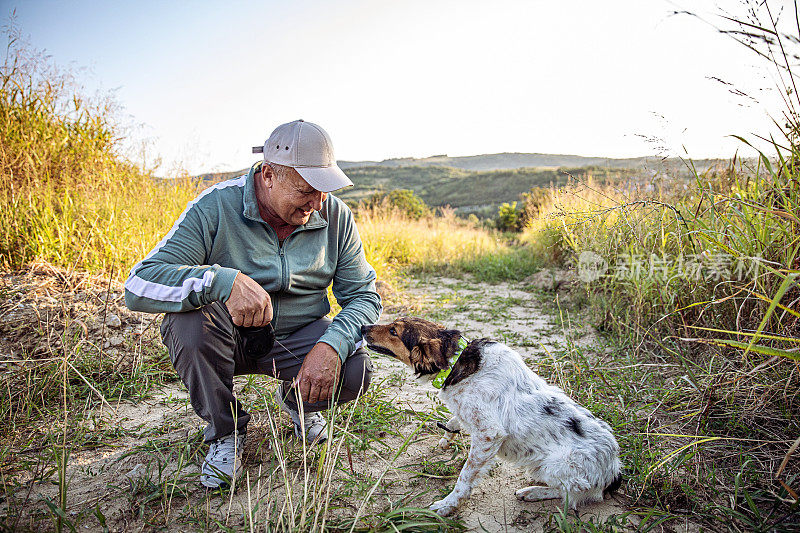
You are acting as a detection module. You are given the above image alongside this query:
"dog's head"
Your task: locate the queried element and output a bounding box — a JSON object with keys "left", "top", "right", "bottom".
{"left": 361, "top": 317, "right": 462, "bottom": 376}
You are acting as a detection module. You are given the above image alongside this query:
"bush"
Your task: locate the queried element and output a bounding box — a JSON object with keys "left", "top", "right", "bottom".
{"left": 520, "top": 186, "right": 550, "bottom": 226}
{"left": 495, "top": 201, "right": 522, "bottom": 232}
{"left": 364, "top": 188, "right": 430, "bottom": 219}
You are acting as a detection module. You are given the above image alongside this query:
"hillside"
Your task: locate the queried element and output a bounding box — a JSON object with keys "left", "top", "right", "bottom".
{"left": 337, "top": 152, "right": 726, "bottom": 172}
{"left": 335, "top": 165, "right": 637, "bottom": 216}
{"left": 196, "top": 152, "right": 727, "bottom": 216}
{"left": 198, "top": 152, "right": 729, "bottom": 181}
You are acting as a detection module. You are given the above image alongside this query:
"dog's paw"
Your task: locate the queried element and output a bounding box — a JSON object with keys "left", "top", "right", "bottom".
{"left": 436, "top": 437, "right": 451, "bottom": 450}
{"left": 429, "top": 498, "right": 457, "bottom": 516}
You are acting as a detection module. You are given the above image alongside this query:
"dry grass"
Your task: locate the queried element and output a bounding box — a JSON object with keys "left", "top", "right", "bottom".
{"left": 0, "top": 28, "right": 200, "bottom": 276}
{"left": 517, "top": 154, "right": 800, "bottom": 528}
{"left": 356, "top": 203, "right": 508, "bottom": 281}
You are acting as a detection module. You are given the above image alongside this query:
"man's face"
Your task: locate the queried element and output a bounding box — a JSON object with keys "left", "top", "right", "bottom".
{"left": 263, "top": 164, "right": 328, "bottom": 226}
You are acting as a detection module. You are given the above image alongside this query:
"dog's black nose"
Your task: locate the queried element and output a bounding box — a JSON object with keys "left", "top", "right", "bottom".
{"left": 360, "top": 325, "right": 370, "bottom": 335}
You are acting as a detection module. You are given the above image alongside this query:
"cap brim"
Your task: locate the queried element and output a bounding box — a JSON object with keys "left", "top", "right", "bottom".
{"left": 294, "top": 165, "right": 353, "bottom": 193}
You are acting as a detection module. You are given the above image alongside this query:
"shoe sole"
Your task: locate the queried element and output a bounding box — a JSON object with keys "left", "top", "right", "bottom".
{"left": 201, "top": 465, "right": 243, "bottom": 489}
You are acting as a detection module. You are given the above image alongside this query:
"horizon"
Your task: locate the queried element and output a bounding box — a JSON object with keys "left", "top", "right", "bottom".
{"left": 198, "top": 150, "right": 739, "bottom": 178}
{"left": 335, "top": 150, "right": 734, "bottom": 163}
{"left": 4, "top": 1, "right": 795, "bottom": 176}
{"left": 195, "top": 152, "right": 736, "bottom": 176}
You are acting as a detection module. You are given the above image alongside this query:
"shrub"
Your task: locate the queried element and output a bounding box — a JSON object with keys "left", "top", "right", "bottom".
{"left": 495, "top": 201, "right": 522, "bottom": 232}
{"left": 364, "top": 188, "right": 430, "bottom": 219}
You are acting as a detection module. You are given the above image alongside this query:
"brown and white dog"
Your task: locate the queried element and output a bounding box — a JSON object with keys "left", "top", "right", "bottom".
{"left": 361, "top": 317, "right": 622, "bottom": 516}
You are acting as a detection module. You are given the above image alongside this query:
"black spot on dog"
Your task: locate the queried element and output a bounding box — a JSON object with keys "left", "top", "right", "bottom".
{"left": 541, "top": 397, "right": 561, "bottom": 416}
{"left": 565, "top": 416, "right": 585, "bottom": 437}
{"left": 443, "top": 338, "right": 493, "bottom": 388}
{"left": 604, "top": 472, "right": 623, "bottom": 495}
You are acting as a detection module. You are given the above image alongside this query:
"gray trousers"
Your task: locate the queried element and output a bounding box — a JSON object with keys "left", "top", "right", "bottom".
{"left": 160, "top": 301, "right": 373, "bottom": 442}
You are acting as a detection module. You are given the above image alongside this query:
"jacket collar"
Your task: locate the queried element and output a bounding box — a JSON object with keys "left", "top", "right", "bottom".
{"left": 243, "top": 162, "right": 328, "bottom": 231}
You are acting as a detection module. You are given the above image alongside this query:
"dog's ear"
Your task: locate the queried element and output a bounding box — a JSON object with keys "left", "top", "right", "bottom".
{"left": 410, "top": 339, "right": 448, "bottom": 374}
{"left": 423, "top": 338, "right": 448, "bottom": 370}
{"left": 441, "top": 329, "right": 460, "bottom": 341}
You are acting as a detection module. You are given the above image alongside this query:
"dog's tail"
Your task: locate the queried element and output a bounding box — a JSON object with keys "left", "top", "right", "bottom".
{"left": 604, "top": 471, "right": 623, "bottom": 496}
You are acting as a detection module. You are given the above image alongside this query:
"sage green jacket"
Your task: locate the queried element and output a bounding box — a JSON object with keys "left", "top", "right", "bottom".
{"left": 124, "top": 162, "right": 382, "bottom": 362}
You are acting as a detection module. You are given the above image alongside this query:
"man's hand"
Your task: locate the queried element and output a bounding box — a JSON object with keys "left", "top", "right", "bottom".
{"left": 225, "top": 272, "right": 273, "bottom": 327}
{"left": 295, "top": 343, "right": 341, "bottom": 404}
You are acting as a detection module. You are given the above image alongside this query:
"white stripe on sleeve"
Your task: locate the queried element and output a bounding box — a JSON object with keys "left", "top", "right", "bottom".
{"left": 124, "top": 175, "right": 246, "bottom": 303}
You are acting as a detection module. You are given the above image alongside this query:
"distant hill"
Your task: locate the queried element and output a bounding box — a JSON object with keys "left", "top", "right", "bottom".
{"left": 196, "top": 152, "right": 732, "bottom": 218}
{"left": 335, "top": 165, "right": 640, "bottom": 218}
{"left": 337, "top": 152, "right": 726, "bottom": 172}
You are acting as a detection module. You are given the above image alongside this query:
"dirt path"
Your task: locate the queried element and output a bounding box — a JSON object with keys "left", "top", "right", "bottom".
{"left": 2, "top": 269, "right": 632, "bottom": 531}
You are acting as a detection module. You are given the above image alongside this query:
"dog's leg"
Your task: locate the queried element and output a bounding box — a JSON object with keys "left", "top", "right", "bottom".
{"left": 515, "top": 485, "right": 561, "bottom": 502}
{"left": 430, "top": 429, "right": 503, "bottom": 516}
{"left": 437, "top": 417, "right": 461, "bottom": 450}
{"left": 538, "top": 451, "right": 595, "bottom": 509}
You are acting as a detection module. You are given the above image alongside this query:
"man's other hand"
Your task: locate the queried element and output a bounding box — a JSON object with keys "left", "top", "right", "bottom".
{"left": 225, "top": 272, "right": 273, "bottom": 327}
{"left": 295, "top": 343, "right": 341, "bottom": 404}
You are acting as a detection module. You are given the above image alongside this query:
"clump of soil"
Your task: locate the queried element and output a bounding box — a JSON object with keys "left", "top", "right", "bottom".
{"left": 0, "top": 261, "right": 161, "bottom": 370}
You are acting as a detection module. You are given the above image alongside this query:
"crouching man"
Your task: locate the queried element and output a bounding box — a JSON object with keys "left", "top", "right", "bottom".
{"left": 124, "top": 120, "right": 381, "bottom": 489}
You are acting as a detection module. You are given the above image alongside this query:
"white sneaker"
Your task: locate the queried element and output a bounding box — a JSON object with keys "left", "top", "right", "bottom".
{"left": 278, "top": 385, "right": 328, "bottom": 444}
{"left": 200, "top": 431, "right": 245, "bottom": 489}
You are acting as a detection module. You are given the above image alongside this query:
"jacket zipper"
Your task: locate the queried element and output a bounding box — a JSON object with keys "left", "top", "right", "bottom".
{"left": 279, "top": 244, "right": 289, "bottom": 292}
{"left": 269, "top": 223, "right": 323, "bottom": 332}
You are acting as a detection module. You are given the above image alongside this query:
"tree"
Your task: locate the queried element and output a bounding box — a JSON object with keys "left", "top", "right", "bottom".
{"left": 496, "top": 201, "right": 522, "bottom": 232}
{"left": 365, "top": 188, "right": 430, "bottom": 219}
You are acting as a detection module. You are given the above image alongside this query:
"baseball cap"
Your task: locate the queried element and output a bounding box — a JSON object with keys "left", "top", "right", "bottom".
{"left": 252, "top": 119, "right": 353, "bottom": 192}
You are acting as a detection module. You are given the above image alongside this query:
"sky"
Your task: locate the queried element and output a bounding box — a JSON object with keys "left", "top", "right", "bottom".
{"left": 2, "top": 0, "right": 797, "bottom": 176}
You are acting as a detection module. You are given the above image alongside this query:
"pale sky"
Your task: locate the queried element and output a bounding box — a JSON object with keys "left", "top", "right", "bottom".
{"left": 3, "top": 0, "right": 796, "bottom": 176}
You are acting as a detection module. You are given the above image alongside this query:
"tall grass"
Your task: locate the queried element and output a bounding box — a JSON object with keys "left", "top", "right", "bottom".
{"left": 357, "top": 202, "right": 542, "bottom": 283}
{"left": 0, "top": 30, "right": 199, "bottom": 275}
{"left": 358, "top": 203, "right": 497, "bottom": 276}
{"left": 521, "top": 77, "right": 798, "bottom": 363}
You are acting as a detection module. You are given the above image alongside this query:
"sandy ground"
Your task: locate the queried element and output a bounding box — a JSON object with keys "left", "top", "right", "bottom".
{"left": 2, "top": 269, "right": 633, "bottom": 531}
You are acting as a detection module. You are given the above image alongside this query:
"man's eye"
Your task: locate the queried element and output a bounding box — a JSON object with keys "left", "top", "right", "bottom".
{"left": 389, "top": 328, "right": 397, "bottom": 336}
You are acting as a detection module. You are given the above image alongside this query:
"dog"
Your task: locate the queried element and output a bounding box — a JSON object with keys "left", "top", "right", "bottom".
{"left": 361, "top": 317, "right": 622, "bottom": 516}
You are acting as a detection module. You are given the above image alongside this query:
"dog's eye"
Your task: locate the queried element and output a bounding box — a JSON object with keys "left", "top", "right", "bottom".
{"left": 389, "top": 328, "right": 397, "bottom": 337}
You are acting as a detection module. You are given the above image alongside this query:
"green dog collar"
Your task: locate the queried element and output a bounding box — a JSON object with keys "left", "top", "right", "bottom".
{"left": 432, "top": 336, "right": 469, "bottom": 389}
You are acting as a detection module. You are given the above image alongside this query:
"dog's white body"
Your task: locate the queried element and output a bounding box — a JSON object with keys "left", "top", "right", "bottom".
{"left": 430, "top": 340, "right": 621, "bottom": 515}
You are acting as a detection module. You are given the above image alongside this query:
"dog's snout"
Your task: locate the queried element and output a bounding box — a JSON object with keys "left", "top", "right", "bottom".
{"left": 361, "top": 324, "right": 373, "bottom": 336}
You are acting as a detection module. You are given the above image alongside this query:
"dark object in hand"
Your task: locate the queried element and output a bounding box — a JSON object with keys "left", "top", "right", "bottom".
{"left": 237, "top": 323, "right": 275, "bottom": 360}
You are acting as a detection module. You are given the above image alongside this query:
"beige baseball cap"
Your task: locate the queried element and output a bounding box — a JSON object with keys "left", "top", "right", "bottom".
{"left": 252, "top": 119, "right": 353, "bottom": 192}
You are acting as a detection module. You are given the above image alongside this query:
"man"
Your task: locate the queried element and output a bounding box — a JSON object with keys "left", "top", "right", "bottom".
{"left": 124, "top": 119, "right": 382, "bottom": 489}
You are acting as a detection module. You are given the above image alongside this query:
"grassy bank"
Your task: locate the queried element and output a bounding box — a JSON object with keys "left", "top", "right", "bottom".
{"left": 0, "top": 38, "right": 200, "bottom": 275}
{"left": 518, "top": 157, "right": 799, "bottom": 527}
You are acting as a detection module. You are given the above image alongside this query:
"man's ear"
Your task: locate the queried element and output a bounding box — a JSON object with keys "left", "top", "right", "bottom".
{"left": 261, "top": 163, "right": 276, "bottom": 188}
